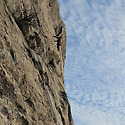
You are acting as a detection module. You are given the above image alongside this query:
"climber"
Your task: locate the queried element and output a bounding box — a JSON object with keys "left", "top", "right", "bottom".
{"left": 57, "top": 35, "right": 62, "bottom": 51}
{"left": 53, "top": 25, "right": 64, "bottom": 51}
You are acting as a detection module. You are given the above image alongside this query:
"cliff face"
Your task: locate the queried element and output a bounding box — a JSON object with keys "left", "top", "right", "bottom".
{"left": 0, "top": 0, "right": 73, "bottom": 125}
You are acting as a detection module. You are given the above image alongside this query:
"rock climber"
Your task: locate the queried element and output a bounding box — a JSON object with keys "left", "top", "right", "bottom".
{"left": 57, "top": 35, "right": 62, "bottom": 51}
{"left": 53, "top": 25, "right": 63, "bottom": 51}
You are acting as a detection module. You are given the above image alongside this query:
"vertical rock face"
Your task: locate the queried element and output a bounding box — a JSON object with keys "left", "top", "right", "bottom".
{"left": 0, "top": 0, "right": 73, "bottom": 125}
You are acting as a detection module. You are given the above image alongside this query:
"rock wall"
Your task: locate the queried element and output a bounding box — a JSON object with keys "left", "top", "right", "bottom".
{"left": 0, "top": 0, "right": 73, "bottom": 124}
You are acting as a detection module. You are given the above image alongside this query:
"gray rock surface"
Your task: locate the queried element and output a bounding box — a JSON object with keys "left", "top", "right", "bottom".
{"left": 0, "top": 0, "right": 73, "bottom": 124}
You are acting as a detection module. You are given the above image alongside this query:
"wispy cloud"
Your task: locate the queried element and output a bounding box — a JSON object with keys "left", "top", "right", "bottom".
{"left": 58, "top": 0, "right": 125, "bottom": 124}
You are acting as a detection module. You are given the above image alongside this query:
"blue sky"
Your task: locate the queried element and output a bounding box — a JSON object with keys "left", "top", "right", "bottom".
{"left": 58, "top": 0, "right": 125, "bottom": 125}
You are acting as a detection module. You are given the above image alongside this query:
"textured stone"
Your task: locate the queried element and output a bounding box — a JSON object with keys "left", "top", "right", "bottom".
{"left": 0, "top": 0, "right": 73, "bottom": 124}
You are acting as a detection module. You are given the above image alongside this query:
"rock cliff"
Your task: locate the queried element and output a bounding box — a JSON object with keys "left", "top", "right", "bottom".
{"left": 0, "top": 0, "right": 73, "bottom": 124}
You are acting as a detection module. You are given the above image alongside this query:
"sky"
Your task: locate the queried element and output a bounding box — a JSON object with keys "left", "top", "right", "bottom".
{"left": 57, "top": 0, "right": 125, "bottom": 125}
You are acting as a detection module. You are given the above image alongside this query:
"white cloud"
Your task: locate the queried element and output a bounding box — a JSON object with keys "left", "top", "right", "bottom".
{"left": 58, "top": 0, "right": 125, "bottom": 124}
